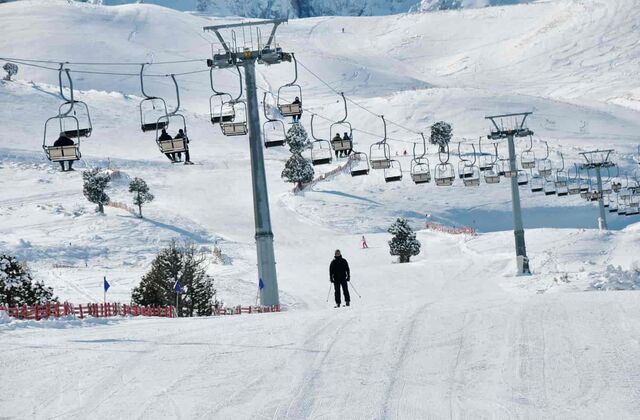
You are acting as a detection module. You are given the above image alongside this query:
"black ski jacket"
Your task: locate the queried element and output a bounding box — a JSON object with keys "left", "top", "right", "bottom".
{"left": 330, "top": 256, "right": 350, "bottom": 283}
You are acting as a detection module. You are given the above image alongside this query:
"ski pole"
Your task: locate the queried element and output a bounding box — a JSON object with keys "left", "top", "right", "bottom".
{"left": 326, "top": 282, "right": 333, "bottom": 302}
{"left": 349, "top": 281, "right": 362, "bottom": 299}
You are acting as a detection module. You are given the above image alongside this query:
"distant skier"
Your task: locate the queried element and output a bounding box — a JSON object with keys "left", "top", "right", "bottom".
{"left": 174, "top": 129, "right": 194, "bottom": 165}
{"left": 361, "top": 236, "right": 368, "bottom": 249}
{"left": 330, "top": 249, "right": 350, "bottom": 307}
{"left": 53, "top": 135, "right": 75, "bottom": 171}
{"left": 159, "top": 128, "right": 175, "bottom": 162}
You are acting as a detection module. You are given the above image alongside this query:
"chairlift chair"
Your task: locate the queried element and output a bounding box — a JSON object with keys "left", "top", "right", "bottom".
{"left": 520, "top": 136, "right": 536, "bottom": 169}
{"left": 139, "top": 64, "right": 169, "bottom": 133}
{"left": 43, "top": 115, "right": 81, "bottom": 163}
{"left": 309, "top": 114, "right": 333, "bottom": 165}
{"left": 537, "top": 141, "right": 553, "bottom": 177}
{"left": 349, "top": 151, "right": 370, "bottom": 177}
{"left": 435, "top": 143, "right": 456, "bottom": 186}
{"left": 484, "top": 163, "right": 501, "bottom": 184}
{"left": 543, "top": 178, "right": 557, "bottom": 196}
{"left": 370, "top": 115, "right": 392, "bottom": 169}
{"left": 410, "top": 136, "right": 431, "bottom": 184}
{"left": 384, "top": 160, "right": 403, "bottom": 183}
{"left": 210, "top": 94, "right": 236, "bottom": 125}
{"left": 277, "top": 53, "right": 303, "bottom": 119}
{"left": 155, "top": 115, "right": 189, "bottom": 155}
{"left": 500, "top": 158, "right": 518, "bottom": 178}
{"left": 478, "top": 137, "right": 494, "bottom": 171}
{"left": 517, "top": 170, "right": 529, "bottom": 186}
{"left": 530, "top": 173, "right": 544, "bottom": 193}
{"left": 221, "top": 101, "right": 249, "bottom": 136}
{"left": 329, "top": 92, "right": 354, "bottom": 155}
{"left": 261, "top": 92, "right": 286, "bottom": 148}
{"left": 58, "top": 100, "right": 92, "bottom": 138}
{"left": 459, "top": 143, "right": 480, "bottom": 186}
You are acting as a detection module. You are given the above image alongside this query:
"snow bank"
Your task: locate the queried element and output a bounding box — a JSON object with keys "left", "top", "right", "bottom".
{"left": 591, "top": 264, "right": 640, "bottom": 291}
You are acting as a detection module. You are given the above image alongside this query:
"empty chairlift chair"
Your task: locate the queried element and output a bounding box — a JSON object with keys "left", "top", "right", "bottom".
{"left": 369, "top": 115, "right": 392, "bottom": 169}
{"left": 309, "top": 114, "right": 333, "bottom": 165}
{"left": 349, "top": 151, "right": 370, "bottom": 177}
{"left": 517, "top": 170, "right": 529, "bottom": 186}
{"left": 221, "top": 101, "right": 249, "bottom": 136}
{"left": 537, "top": 141, "right": 553, "bottom": 178}
{"left": 384, "top": 160, "right": 403, "bottom": 183}
{"left": 262, "top": 93, "right": 286, "bottom": 148}
{"left": 520, "top": 136, "right": 536, "bottom": 169}
{"left": 478, "top": 137, "right": 494, "bottom": 171}
{"left": 209, "top": 67, "right": 238, "bottom": 125}
{"left": 410, "top": 134, "right": 431, "bottom": 184}
{"left": 483, "top": 143, "right": 501, "bottom": 184}
{"left": 459, "top": 143, "right": 480, "bottom": 186}
{"left": 139, "top": 64, "right": 169, "bottom": 133}
{"left": 435, "top": 144, "right": 456, "bottom": 186}
{"left": 530, "top": 172, "right": 544, "bottom": 193}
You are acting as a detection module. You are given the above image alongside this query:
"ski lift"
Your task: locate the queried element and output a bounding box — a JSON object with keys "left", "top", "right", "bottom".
{"left": 460, "top": 143, "right": 480, "bottom": 186}
{"left": 410, "top": 134, "right": 431, "bottom": 184}
{"left": 384, "top": 160, "right": 403, "bottom": 183}
{"left": 309, "top": 114, "right": 333, "bottom": 165}
{"left": 220, "top": 67, "right": 249, "bottom": 136}
{"left": 530, "top": 172, "right": 544, "bottom": 193}
{"left": 434, "top": 143, "right": 456, "bottom": 186}
{"left": 478, "top": 137, "right": 493, "bottom": 171}
{"left": 370, "top": 115, "right": 392, "bottom": 169}
{"left": 349, "top": 151, "right": 370, "bottom": 177}
{"left": 537, "top": 141, "right": 553, "bottom": 177}
{"left": 277, "top": 53, "right": 303, "bottom": 119}
{"left": 329, "top": 92, "right": 353, "bottom": 156}
{"left": 517, "top": 170, "right": 529, "bottom": 186}
{"left": 155, "top": 75, "right": 189, "bottom": 156}
{"left": 520, "top": 135, "right": 536, "bottom": 169}
{"left": 261, "top": 92, "right": 286, "bottom": 148}
{"left": 209, "top": 67, "right": 236, "bottom": 125}
{"left": 483, "top": 143, "right": 501, "bottom": 184}
{"left": 43, "top": 66, "right": 82, "bottom": 165}
{"left": 139, "top": 64, "right": 169, "bottom": 133}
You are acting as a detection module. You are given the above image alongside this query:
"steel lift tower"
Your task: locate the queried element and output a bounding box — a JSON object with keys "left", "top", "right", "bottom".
{"left": 579, "top": 149, "right": 615, "bottom": 231}
{"left": 204, "top": 19, "right": 290, "bottom": 306}
{"left": 486, "top": 112, "right": 533, "bottom": 275}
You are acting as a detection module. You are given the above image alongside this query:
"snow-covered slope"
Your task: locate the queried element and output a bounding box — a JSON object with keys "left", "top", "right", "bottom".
{"left": 1, "top": 0, "right": 640, "bottom": 417}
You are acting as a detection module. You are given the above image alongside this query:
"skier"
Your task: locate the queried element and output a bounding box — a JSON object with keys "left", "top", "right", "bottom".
{"left": 52, "top": 135, "right": 75, "bottom": 171}
{"left": 343, "top": 132, "right": 353, "bottom": 156}
{"left": 332, "top": 133, "right": 343, "bottom": 158}
{"left": 174, "top": 129, "right": 194, "bottom": 165}
{"left": 292, "top": 97, "right": 302, "bottom": 122}
{"left": 361, "top": 235, "right": 368, "bottom": 249}
{"left": 159, "top": 129, "right": 175, "bottom": 162}
{"left": 329, "top": 249, "right": 350, "bottom": 307}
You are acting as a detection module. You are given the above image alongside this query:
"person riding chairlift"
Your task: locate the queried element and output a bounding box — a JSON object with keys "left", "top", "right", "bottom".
{"left": 53, "top": 134, "right": 75, "bottom": 171}
{"left": 333, "top": 132, "right": 343, "bottom": 158}
{"left": 291, "top": 96, "right": 302, "bottom": 122}
{"left": 174, "top": 129, "right": 194, "bottom": 165}
{"left": 159, "top": 128, "right": 175, "bottom": 162}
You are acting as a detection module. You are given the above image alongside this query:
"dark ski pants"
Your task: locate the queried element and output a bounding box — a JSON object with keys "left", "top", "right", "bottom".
{"left": 334, "top": 280, "right": 350, "bottom": 305}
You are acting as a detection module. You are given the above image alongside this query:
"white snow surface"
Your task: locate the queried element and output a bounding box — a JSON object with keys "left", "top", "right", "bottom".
{"left": 1, "top": 0, "right": 640, "bottom": 418}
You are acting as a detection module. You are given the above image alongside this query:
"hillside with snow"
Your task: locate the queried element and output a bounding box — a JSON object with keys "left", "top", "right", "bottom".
{"left": 1, "top": 0, "right": 640, "bottom": 418}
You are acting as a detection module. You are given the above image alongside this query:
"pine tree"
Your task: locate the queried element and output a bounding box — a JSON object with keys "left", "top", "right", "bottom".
{"left": 430, "top": 121, "right": 452, "bottom": 152}
{"left": 131, "top": 241, "right": 218, "bottom": 317}
{"left": 2, "top": 63, "right": 18, "bottom": 81}
{"left": 282, "top": 152, "right": 314, "bottom": 188}
{"left": 83, "top": 168, "right": 111, "bottom": 214}
{"left": 388, "top": 218, "right": 421, "bottom": 263}
{"left": 286, "top": 122, "right": 311, "bottom": 153}
{"left": 129, "top": 177, "right": 154, "bottom": 218}
{"left": 0, "top": 255, "right": 56, "bottom": 306}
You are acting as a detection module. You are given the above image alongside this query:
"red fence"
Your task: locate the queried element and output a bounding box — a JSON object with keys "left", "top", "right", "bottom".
{"left": 213, "top": 305, "right": 281, "bottom": 316}
{"left": 425, "top": 222, "right": 477, "bottom": 236}
{"left": 0, "top": 302, "right": 175, "bottom": 320}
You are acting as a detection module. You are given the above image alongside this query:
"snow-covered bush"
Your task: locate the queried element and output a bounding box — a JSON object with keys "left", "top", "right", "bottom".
{"left": 282, "top": 152, "right": 314, "bottom": 187}
{"left": 131, "top": 241, "right": 218, "bottom": 317}
{"left": 591, "top": 265, "right": 640, "bottom": 291}
{"left": 388, "top": 218, "right": 421, "bottom": 263}
{"left": 430, "top": 121, "right": 452, "bottom": 152}
{"left": 2, "top": 63, "right": 18, "bottom": 81}
{"left": 0, "top": 254, "right": 56, "bottom": 306}
{"left": 83, "top": 168, "right": 111, "bottom": 214}
{"left": 129, "top": 177, "right": 154, "bottom": 218}
{"left": 286, "top": 122, "right": 310, "bottom": 153}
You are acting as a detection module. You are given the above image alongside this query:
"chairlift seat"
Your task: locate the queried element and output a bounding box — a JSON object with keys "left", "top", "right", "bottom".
{"left": 222, "top": 122, "right": 248, "bottom": 137}
{"left": 435, "top": 176, "right": 455, "bottom": 187}
{"left": 503, "top": 169, "right": 518, "bottom": 178}
{"left": 265, "top": 139, "right": 286, "bottom": 148}
{"left": 385, "top": 174, "right": 403, "bottom": 183}
{"left": 521, "top": 160, "right": 536, "bottom": 169}
{"left": 60, "top": 128, "right": 92, "bottom": 138}
{"left": 609, "top": 207, "right": 618, "bottom": 213}
{"left": 312, "top": 157, "right": 332, "bottom": 166}
{"left": 279, "top": 103, "right": 302, "bottom": 117}
{"left": 45, "top": 145, "right": 81, "bottom": 162}
{"left": 568, "top": 186, "right": 581, "bottom": 195}
{"left": 331, "top": 139, "right": 353, "bottom": 152}
{"left": 485, "top": 174, "right": 500, "bottom": 184}
{"left": 545, "top": 189, "right": 556, "bottom": 196}
{"left": 351, "top": 168, "right": 369, "bottom": 177}
{"left": 463, "top": 177, "right": 480, "bottom": 187}
{"left": 158, "top": 138, "right": 187, "bottom": 154}
{"left": 371, "top": 158, "right": 391, "bottom": 170}
{"left": 557, "top": 188, "right": 568, "bottom": 197}
{"left": 518, "top": 178, "right": 529, "bottom": 186}
{"left": 412, "top": 172, "right": 431, "bottom": 184}
{"left": 211, "top": 114, "right": 235, "bottom": 124}
{"left": 142, "top": 121, "right": 168, "bottom": 133}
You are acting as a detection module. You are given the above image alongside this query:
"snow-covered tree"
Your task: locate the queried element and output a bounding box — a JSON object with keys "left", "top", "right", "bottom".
{"left": 0, "top": 255, "right": 56, "bottom": 306}
{"left": 388, "top": 218, "right": 421, "bottom": 263}
{"left": 286, "top": 122, "right": 311, "bottom": 153}
{"left": 2, "top": 63, "right": 18, "bottom": 81}
{"left": 131, "top": 241, "right": 218, "bottom": 317}
{"left": 430, "top": 121, "right": 452, "bottom": 152}
{"left": 83, "top": 168, "right": 111, "bottom": 214}
{"left": 129, "top": 177, "right": 154, "bottom": 218}
{"left": 282, "top": 152, "right": 314, "bottom": 188}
